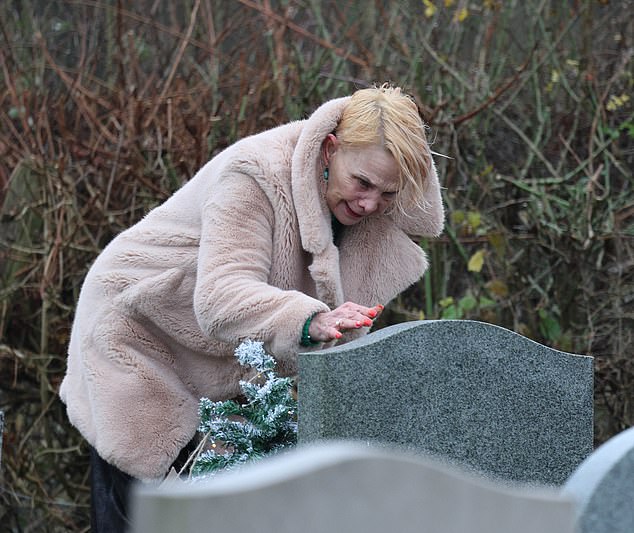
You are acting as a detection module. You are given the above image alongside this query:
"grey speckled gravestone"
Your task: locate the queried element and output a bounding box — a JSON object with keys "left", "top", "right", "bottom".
{"left": 298, "top": 320, "right": 594, "bottom": 486}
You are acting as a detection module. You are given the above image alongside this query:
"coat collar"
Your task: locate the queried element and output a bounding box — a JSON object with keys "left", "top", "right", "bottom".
{"left": 289, "top": 97, "right": 349, "bottom": 308}
{"left": 291, "top": 96, "right": 350, "bottom": 256}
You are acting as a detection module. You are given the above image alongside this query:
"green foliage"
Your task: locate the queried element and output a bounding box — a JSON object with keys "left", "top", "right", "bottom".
{"left": 439, "top": 294, "right": 495, "bottom": 320}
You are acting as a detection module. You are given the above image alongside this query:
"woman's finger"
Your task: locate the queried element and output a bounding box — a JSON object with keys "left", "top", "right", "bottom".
{"left": 336, "top": 303, "right": 384, "bottom": 323}
{"left": 310, "top": 303, "right": 385, "bottom": 342}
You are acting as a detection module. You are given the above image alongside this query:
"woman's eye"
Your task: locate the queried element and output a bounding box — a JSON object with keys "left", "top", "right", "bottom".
{"left": 358, "top": 178, "right": 370, "bottom": 189}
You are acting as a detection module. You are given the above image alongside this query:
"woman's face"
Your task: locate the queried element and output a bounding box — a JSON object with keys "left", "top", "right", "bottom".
{"left": 323, "top": 136, "right": 400, "bottom": 225}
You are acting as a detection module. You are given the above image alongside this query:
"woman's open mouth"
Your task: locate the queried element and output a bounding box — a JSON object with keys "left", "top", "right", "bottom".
{"left": 344, "top": 203, "right": 362, "bottom": 219}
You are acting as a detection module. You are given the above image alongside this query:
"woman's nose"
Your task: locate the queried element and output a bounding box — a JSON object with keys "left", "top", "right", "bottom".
{"left": 358, "top": 196, "right": 378, "bottom": 213}
{"left": 358, "top": 192, "right": 383, "bottom": 213}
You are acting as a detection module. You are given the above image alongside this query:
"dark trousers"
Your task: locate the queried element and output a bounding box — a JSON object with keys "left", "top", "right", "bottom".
{"left": 89, "top": 442, "right": 197, "bottom": 532}
{"left": 90, "top": 447, "right": 133, "bottom": 533}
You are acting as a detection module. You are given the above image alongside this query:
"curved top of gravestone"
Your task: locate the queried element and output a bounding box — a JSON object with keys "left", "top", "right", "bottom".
{"left": 311, "top": 320, "right": 591, "bottom": 361}
{"left": 563, "top": 426, "right": 634, "bottom": 533}
{"left": 131, "top": 443, "right": 576, "bottom": 533}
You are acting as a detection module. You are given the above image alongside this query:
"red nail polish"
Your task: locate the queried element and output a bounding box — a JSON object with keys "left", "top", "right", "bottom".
{"left": 335, "top": 332, "right": 342, "bottom": 339}
{"left": 364, "top": 319, "right": 372, "bottom": 327}
{"left": 355, "top": 321, "right": 362, "bottom": 328}
{"left": 377, "top": 304, "right": 384, "bottom": 310}
{"left": 368, "top": 309, "right": 377, "bottom": 318}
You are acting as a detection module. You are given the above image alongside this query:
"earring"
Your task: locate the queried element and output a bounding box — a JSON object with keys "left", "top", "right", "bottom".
{"left": 323, "top": 167, "right": 329, "bottom": 182}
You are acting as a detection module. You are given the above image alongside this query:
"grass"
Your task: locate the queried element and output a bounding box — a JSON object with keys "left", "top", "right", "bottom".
{"left": 1, "top": 0, "right": 632, "bottom": 529}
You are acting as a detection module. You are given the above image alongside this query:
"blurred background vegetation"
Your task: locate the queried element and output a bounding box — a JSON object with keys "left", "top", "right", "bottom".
{"left": 0, "top": 0, "right": 632, "bottom": 530}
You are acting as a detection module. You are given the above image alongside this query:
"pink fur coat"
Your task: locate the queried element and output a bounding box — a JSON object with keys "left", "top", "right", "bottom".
{"left": 59, "top": 96, "right": 444, "bottom": 479}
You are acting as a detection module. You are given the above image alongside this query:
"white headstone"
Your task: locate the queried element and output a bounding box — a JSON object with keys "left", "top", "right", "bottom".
{"left": 130, "top": 443, "right": 576, "bottom": 533}
{"left": 564, "top": 426, "right": 634, "bottom": 533}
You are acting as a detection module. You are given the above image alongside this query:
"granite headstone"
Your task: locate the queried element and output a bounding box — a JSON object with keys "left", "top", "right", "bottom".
{"left": 299, "top": 320, "right": 593, "bottom": 485}
{"left": 130, "top": 442, "right": 577, "bottom": 533}
{"left": 563, "top": 425, "right": 634, "bottom": 533}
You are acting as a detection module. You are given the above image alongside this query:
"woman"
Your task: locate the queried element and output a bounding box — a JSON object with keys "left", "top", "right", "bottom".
{"left": 59, "top": 84, "right": 444, "bottom": 529}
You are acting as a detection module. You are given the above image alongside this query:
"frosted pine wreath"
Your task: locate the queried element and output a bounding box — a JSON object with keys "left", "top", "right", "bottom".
{"left": 188, "top": 340, "right": 297, "bottom": 477}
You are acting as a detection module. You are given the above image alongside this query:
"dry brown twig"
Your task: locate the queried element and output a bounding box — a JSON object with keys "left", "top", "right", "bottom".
{"left": 236, "top": 0, "right": 368, "bottom": 68}
{"left": 142, "top": 0, "right": 202, "bottom": 129}
{"left": 451, "top": 45, "right": 537, "bottom": 127}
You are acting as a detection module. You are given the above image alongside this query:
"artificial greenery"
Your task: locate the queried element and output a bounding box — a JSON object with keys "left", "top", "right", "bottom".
{"left": 190, "top": 340, "right": 297, "bottom": 476}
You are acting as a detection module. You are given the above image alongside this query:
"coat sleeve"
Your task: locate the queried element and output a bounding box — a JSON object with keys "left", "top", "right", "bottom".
{"left": 193, "top": 173, "right": 329, "bottom": 361}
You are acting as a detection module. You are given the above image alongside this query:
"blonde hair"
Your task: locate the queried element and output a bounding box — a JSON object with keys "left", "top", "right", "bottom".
{"left": 335, "top": 84, "right": 432, "bottom": 215}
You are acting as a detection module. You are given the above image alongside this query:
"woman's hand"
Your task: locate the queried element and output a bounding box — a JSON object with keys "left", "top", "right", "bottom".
{"left": 308, "top": 302, "right": 384, "bottom": 343}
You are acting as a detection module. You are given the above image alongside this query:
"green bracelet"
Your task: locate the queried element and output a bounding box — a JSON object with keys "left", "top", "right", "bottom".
{"left": 300, "top": 312, "right": 321, "bottom": 347}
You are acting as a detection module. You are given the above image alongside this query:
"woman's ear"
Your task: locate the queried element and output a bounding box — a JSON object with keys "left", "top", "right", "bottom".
{"left": 322, "top": 133, "right": 338, "bottom": 165}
